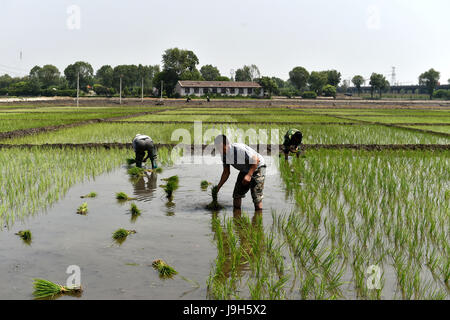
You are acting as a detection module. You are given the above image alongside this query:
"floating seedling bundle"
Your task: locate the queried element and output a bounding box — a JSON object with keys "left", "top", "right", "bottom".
{"left": 76, "top": 202, "right": 88, "bottom": 215}
{"left": 160, "top": 175, "right": 179, "bottom": 200}
{"left": 201, "top": 180, "right": 211, "bottom": 191}
{"left": 116, "top": 192, "right": 136, "bottom": 201}
{"left": 32, "top": 278, "right": 82, "bottom": 299}
{"left": 126, "top": 158, "right": 136, "bottom": 165}
{"left": 128, "top": 167, "right": 145, "bottom": 179}
{"left": 80, "top": 192, "right": 97, "bottom": 199}
{"left": 206, "top": 185, "right": 223, "bottom": 210}
{"left": 15, "top": 230, "right": 32, "bottom": 243}
{"left": 112, "top": 228, "right": 136, "bottom": 243}
{"left": 152, "top": 259, "right": 178, "bottom": 278}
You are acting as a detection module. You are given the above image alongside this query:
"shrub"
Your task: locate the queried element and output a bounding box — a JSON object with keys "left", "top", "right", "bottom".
{"left": 301, "top": 91, "right": 317, "bottom": 99}
{"left": 322, "top": 84, "right": 337, "bottom": 98}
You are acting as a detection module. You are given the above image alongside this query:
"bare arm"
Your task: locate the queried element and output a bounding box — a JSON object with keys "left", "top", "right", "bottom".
{"left": 217, "top": 165, "right": 230, "bottom": 191}
{"left": 243, "top": 155, "right": 259, "bottom": 185}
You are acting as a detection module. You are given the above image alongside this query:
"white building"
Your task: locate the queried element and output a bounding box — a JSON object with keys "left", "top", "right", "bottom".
{"left": 175, "top": 81, "right": 263, "bottom": 97}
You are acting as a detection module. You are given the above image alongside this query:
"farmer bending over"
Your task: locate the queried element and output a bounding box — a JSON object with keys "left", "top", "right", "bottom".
{"left": 282, "top": 129, "right": 303, "bottom": 160}
{"left": 132, "top": 134, "right": 158, "bottom": 169}
{"left": 215, "top": 135, "right": 266, "bottom": 216}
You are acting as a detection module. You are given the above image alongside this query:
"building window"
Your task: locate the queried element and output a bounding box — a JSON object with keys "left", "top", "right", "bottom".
{"left": 204, "top": 88, "right": 209, "bottom": 94}
{"left": 184, "top": 88, "right": 190, "bottom": 94}
{"left": 212, "top": 88, "right": 217, "bottom": 94}
{"left": 248, "top": 88, "right": 253, "bottom": 95}
{"left": 221, "top": 88, "right": 227, "bottom": 94}
{"left": 194, "top": 87, "right": 199, "bottom": 94}
{"left": 230, "top": 88, "right": 235, "bottom": 94}
{"left": 239, "top": 88, "right": 244, "bottom": 94}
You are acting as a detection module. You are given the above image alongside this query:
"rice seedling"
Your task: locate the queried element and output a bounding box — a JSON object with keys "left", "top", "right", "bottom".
{"left": 80, "top": 192, "right": 97, "bottom": 198}
{"left": 129, "top": 203, "right": 141, "bottom": 222}
{"left": 15, "top": 230, "right": 32, "bottom": 244}
{"left": 154, "top": 167, "right": 163, "bottom": 173}
{"left": 160, "top": 175, "right": 179, "bottom": 200}
{"left": 201, "top": 180, "right": 210, "bottom": 190}
{"left": 76, "top": 202, "right": 88, "bottom": 215}
{"left": 32, "top": 278, "right": 82, "bottom": 299}
{"left": 126, "top": 158, "right": 136, "bottom": 165}
{"left": 206, "top": 185, "right": 223, "bottom": 210}
{"left": 152, "top": 259, "right": 178, "bottom": 278}
{"left": 115, "top": 192, "right": 136, "bottom": 201}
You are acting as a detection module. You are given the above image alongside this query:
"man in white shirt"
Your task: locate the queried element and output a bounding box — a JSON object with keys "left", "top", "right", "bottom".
{"left": 214, "top": 135, "right": 266, "bottom": 214}
{"left": 132, "top": 134, "right": 158, "bottom": 168}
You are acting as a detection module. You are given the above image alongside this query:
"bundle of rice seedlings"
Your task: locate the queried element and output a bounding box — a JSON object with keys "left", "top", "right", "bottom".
{"left": 76, "top": 202, "right": 88, "bottom": 215}
{"left": 152, "top": 259, "right": 178, "bottom": 278}
{"left": 130, "top": 203, "right": 141, "bottom": 216}
{"left": 112, "top": 228, "right": 136, "bottom": 240}
{"left": 206, "top": 185, "right": 223, "bottom": 210}
{"left": 128, "top": 167, "right": 145, "bottom": 178}
{"left": 32, "top": 278, "right": 81, "bottom": 299}
{"left": 15, "top": 230, "right": 32, "bottom": 242}
{"left": 126, "top": 158, "right": 136, "bottom": 165}
{"left": 80, "top": 192, "right": 97, "bottom": 199}
{"left": 154, "top": 167, "right": 163, "bottom": 173}
{"left": 162, "top": 175, "right": 179, "bottom": 188}
{"left": 116, "top": 192, "right": 136, "bottom": 201}
{"left": 201, "top": 180, "right": 210, "bottom": 190}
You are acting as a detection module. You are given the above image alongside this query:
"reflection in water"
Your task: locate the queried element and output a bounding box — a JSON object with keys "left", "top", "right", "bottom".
{"left": 131, "top": 171, "right": 157, "bottom": 202}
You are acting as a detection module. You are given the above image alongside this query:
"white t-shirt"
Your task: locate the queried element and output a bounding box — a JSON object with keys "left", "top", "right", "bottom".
{"left": 222, "top": 143, "right": 265, "bottom": 173}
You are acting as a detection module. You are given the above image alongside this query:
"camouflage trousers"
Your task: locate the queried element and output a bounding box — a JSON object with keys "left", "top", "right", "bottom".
{"left": 233, "top": 166, "right": 266, "bottom": 204}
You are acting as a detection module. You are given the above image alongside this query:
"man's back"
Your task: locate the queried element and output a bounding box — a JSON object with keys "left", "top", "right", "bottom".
{"left": 223, "top": 143, "right": 265, "bottom": 173}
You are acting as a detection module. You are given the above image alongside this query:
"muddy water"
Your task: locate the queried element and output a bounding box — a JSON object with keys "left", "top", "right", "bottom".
{"left": 0, "top": 156, "right": 294, "bottom": 299}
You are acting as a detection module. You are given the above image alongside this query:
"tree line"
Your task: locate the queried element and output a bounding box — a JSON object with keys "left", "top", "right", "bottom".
{"left": 0, "top": 48, "right": 448, "bottom": 99}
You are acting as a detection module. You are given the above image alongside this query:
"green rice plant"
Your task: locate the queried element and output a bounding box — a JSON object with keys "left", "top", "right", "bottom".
{"left": 15, "top": 230, "right": 32, "bottom": 243}
{"left": 154, "top": 167, "right": 163, "bottom": 173}
{"left": 115, "top": 192, "right": 136, "bottom": 201}
{"left": 152, "top": 259, "right": 178, "bottom": 278}
{"left": 201, "top": 180, "right": 210, "bottom": 190}
{"left": 112, "top": 228, "right": 136, "bottom": 244}
{"left": 76, "top": 202, "right": 88, "bottom": 215}
{"left": 80, "top": 192, "right": 97, "bottom": 198}
{"left": 32, "top": 278, "right": 82, "bottom": 299}
{"left": 126, "top": 158, "right": 136, "bottom": 165}
{"left": 160, "top": 175, "right": 179, "bottom": 200}
{"left": 129, "top": 203, "right": 141, "bottom": 222}
{"left": 127, "top": 167, "right": 145, "bottom": 178}
{"left": 162, "top": 175, "right": 179, "bottom": 188}
{"left": 206, "top": 185, "right": 223, "bottom": 210}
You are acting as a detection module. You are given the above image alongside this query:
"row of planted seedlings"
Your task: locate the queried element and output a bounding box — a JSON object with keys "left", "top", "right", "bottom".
{"left": 278, "top": 149, "right": 449, "bottom": 299}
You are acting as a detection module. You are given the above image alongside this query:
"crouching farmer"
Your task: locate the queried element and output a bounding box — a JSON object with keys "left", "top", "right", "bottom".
{"left": 282, "top": 129, "right": 303, "bottom": 160}
{"left": 132, "top": 134, "right": 158, "bottom": 169}
{"left": 214, "top": 135, "right": 266, "bottom": 215}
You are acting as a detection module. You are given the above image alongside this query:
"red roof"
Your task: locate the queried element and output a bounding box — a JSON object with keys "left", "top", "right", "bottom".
{"left": 178, "top": 81, "right": 261, "bottom": 88}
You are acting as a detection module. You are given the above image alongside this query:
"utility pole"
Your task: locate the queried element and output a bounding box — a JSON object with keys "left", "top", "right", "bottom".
{"left": 160, "top": 80, "right": 163, "bottom": 100}
{"left": 141, "top": 77, "right": 144, "bottom": 103}
{"left": 119, "top": 75, "right": 123, "bottom": 105}
{"left": 76, "top": 71, "right": 79, "bottom": 108}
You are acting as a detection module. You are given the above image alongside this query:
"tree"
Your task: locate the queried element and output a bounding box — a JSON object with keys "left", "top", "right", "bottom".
{"left": 153, "top": 69, "right": 178, "bottom": 97}
{"left": 248, "top": 64, "right": 260, "bottom": 81}
{"left": 235, "top": 66, "right": 252, "bottom": 82}
{"left": 352, "top": 75, "right": 365, "bottom": 96}
{"left": 419, "top": 68, "right": 440, "bottom": 99}
{"left": 271, "top": 77, "right": 286, "bottom": 89}
{"left": 215, "top": 76, "right": 230, "bottom": 81}
{"left": 200, "top": 65, "right": 221, "bottom": 81}
{"left": 308, "top": 71, "right": 328, "bottom": 95}
{"left": 180, "top": 69, "right": 203, "bottom": 81}
{"left": 96, "top": 65, "right": 114, "bottom": 88}
{"left": 29, "top": 65, "right": 60, "bottom": 89}
{"left": 369, "top": 73, "right": 389, "bottom": 98}
{"left": 64, "top": 61, "right": 94, "bottom": 91}
{"left": 289, "top": 67, "right": 309, "bottom": 91}
{"left": 323, "top": 84, "right": 337, "bottom": 98}
{"left": 257, "top": 76, "right": 279, "bottom": 96}
{"left": 326, "top": 70, "right": 341, "bottom": 87}
{"left": 0, "top": 74, "right": 13, "bottom": 89}
{"left": 162, "top": 48, "right": 199, "bottom": 76}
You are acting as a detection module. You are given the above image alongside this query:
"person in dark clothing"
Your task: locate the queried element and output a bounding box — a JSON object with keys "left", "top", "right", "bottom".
{"left": 132, "top": 134, "right": 158, "bottom": 168}
{"left": 282, "top": 129, "right": 303, "bottom": 160}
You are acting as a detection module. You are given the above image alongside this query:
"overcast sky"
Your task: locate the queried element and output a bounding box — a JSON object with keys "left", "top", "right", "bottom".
{"left": 1, "top": 0, "right": 449, "bottom": 85}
